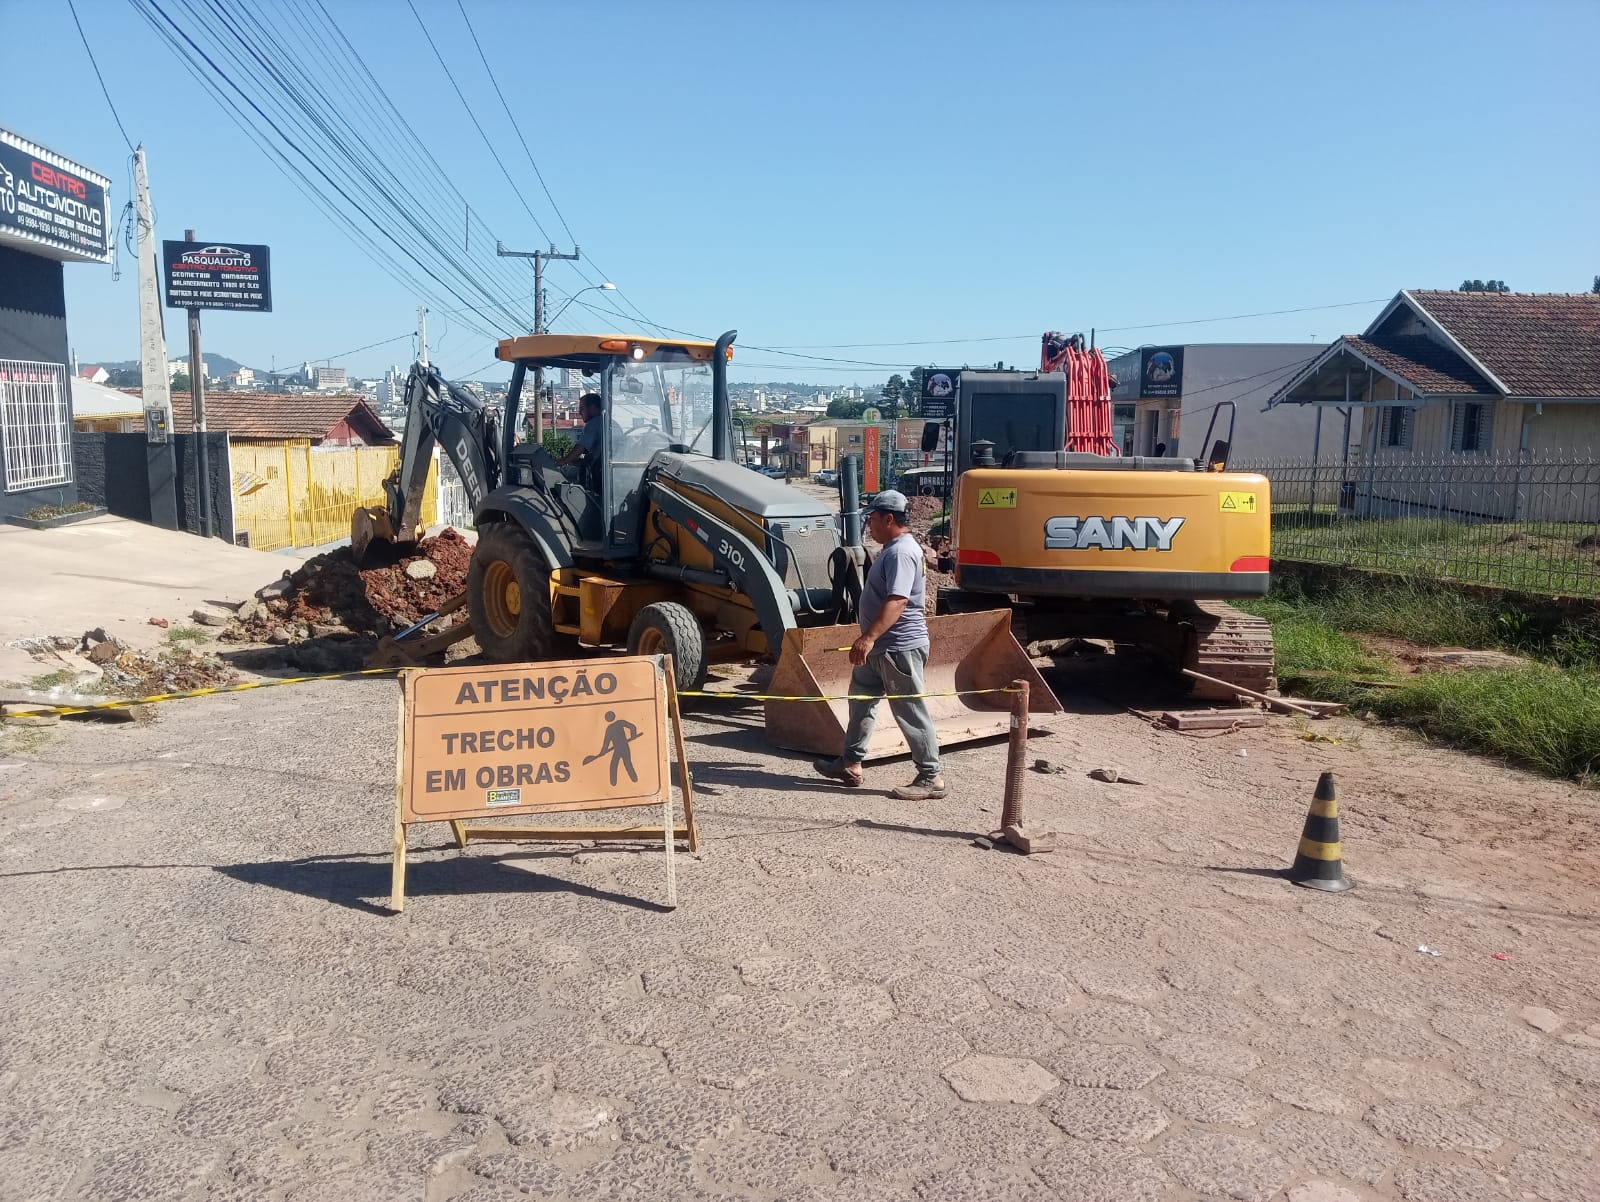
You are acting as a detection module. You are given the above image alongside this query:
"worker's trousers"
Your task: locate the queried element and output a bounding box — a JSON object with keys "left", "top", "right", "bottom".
{"left": 843, "top": 646, "right": 941, "bottom": 778}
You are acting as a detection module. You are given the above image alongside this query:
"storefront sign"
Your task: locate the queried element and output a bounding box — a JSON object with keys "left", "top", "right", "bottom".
{"left": 1139, "top": 346, "right": 1184, "bottom": 398}
{"left": 920, "top": 369, "right": 958, "bottom": 420}
{"left": 0, "top": 128, "right": 110, "bottom": 264}
{"left": 163, "top": 240, "right": 273, "bottom": 311}
{"left": 863, "top": 425, "right": 881, "bottom": 492}
{"left": 392, "top": 655, "right": 695, "bottom": 911}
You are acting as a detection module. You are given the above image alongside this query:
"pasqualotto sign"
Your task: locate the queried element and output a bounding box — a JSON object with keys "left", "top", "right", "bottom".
{"left": 0, "top": 127, "right": 110, "bottom": 264}
{"left": 162, "top": 239, "right": 273, "bottom": 311}
{"left": 392, "top": 654, "right": 696, "bottom": 911}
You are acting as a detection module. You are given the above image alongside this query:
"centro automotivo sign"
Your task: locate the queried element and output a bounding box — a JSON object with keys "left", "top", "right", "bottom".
{"left": 163, "top": 239, "right": 272, "bottom": 311}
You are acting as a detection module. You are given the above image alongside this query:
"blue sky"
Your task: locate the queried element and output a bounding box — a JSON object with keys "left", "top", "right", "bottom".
{"left": 9, "top": 0, "right": 1599, "bottom": 385}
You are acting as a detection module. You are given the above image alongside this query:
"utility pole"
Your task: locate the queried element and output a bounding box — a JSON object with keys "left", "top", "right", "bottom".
{"left": 134, "top": 146, "right": 178, "bottom": 530}
{"left": 417, "top": 305, "right": 429, "bottom": 367}
{"left": 496, "top": 240, "right": 579, "bottom": 442}
{"left": 184, "top": 228, "right": 214, "bottom": 538}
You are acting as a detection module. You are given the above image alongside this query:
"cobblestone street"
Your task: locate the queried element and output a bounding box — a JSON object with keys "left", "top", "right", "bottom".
{"left": 2, "top": 669, "right": 1597, "bottom": 1201}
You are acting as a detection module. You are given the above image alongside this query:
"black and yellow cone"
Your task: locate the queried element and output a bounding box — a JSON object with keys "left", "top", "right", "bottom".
{"left": 1289, "top": 771, "right": 1354, "bottom": 892}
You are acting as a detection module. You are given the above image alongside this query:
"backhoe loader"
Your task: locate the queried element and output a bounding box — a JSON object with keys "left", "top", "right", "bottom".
{"left": 352, "top": 331, "right": 1059, "bottom": 758}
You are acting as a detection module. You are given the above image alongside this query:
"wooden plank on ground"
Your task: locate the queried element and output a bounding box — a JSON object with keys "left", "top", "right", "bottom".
{"left": 1160, "top": 710, "right": 1268, "bottom": 731}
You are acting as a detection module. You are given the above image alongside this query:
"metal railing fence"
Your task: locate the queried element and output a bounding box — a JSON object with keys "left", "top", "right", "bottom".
{"left": 1236, "top": 450, "right": 1600, "bottom": 597}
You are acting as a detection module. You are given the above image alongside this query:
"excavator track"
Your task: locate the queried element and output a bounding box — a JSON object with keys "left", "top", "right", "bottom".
{"left": 1182, "top": 601, "right": 1276, "bottom": 700}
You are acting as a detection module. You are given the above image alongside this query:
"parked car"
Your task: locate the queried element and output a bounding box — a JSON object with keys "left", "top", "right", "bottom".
{"left": 814, "top": 469, "right": 839, "bottom": 487}
{"left": 759, "top": 465, "right": 788, "bottom": 479}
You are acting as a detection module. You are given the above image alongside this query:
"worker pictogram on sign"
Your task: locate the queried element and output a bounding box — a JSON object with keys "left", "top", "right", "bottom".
{"left": 977, "top": 488, "right": 1018, "bottom": 509}
{"left": 1218, "top": 491, "right": 1257, "bottom": 514}
{"left": 391, "top": 654, "right": 696, "bottom": 912}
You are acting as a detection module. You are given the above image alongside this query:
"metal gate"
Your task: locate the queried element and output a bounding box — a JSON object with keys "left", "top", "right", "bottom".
{"left": 0, "top": 358, "right": 73, "bottom": 492}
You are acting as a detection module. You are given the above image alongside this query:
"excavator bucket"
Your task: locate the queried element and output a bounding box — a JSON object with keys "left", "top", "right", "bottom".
{"left": 350, "top": 505, "right": 396, "bottom": 566}
{"left": 764, "top": 609, "right": 1061, "bottom": 760}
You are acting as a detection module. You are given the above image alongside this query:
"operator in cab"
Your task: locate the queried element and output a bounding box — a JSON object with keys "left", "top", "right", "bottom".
{"left": 556, "top": 392, "right": 605, "bottom": 479}
{"left": 813, "top": 489, "right": 946, "bottom": 801}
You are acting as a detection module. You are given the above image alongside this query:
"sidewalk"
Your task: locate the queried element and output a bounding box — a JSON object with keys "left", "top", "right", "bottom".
{"left": 0, "top": 515, "right": 305, "bottom": 672}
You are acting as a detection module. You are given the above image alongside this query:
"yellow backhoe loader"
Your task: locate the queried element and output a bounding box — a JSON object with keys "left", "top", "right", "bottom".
{"left": 352, "top": 331, "right": 1059, "bottom": 757}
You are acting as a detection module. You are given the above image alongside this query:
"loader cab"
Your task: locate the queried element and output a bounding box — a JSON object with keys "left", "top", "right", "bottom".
{"left": 497, "top": 333, "right": 735, "bottom": 557}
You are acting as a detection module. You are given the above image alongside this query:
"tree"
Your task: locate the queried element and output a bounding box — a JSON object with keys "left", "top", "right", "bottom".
{"left": 107, "top": 367, "right": 141, "bottom": 388}
{"left": 170, "top": 371, "right": 191, "bottom": 392}
{"left": 826, "top": 398, "right": 866, "bottom": 419}
{"left": 880, "top": 374, "right": 908, "bottom": 418}
{"left": 540, "top": 429, "right": 574, "bottom": 459}
{"left": 1592, "top": 274, "right": 1599, "bottom": 295}
{"left": 1459, "top": 279, "right": 1510, "bottom": 292}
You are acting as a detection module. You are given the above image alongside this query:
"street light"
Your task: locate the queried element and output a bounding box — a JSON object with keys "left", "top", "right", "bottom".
{"left": 547, "top": 282, "right": 616, "bottom": 329}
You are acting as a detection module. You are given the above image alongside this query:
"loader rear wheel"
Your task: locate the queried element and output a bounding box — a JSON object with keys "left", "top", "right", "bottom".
{"left": 467, "top": 523, "right": 575, "bottom": 663}
{"left": 628, "top": 602, "right": 707, "bottom": 696}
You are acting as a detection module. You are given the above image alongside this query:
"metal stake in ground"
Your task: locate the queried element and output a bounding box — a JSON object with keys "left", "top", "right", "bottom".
{"left": 989, "top": 679, "right": 1056, "bottom": 855}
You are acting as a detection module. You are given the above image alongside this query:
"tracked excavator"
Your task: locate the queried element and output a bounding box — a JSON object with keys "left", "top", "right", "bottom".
{"left": 351, "top": 330, "right": 1058, "bottom": 758}
{"left": 935, "top": 334, "right": 1276, "bottom": 699}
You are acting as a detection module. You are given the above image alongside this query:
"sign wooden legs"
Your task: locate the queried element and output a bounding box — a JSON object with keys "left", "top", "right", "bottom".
{"left": 391, "top": 806, "right": 407, "bottom": 913}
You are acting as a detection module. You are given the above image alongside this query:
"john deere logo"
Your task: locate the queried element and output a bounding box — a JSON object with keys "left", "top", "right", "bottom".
{"left": 1044, "top": 516, "right": 1185, "bottom": 551}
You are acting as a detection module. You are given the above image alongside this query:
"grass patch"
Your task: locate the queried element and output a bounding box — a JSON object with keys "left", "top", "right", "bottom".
{"left": 1268, "top": 510, "right": 1600, "bottom": 595}
{"left": 25, "top": 669, "right": 80, "bottom": 691}
{"left": 21, "top": 501, "right": 94, "bottom": 521}
{"left": 1238, "top": 572, "right": 1600, "bottom": 669}
{"left": 1373, "top": 666, "right": 1600, "bottom": 781}
{"left": 1240, "top": 572, "right": 1600, "bottom": 779}
{"left": 166, "top": 625, "right": 209, "bottom": 643}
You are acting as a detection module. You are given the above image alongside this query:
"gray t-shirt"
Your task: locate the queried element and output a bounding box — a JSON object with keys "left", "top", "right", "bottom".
{"left": 860, "top": 531, "right": 929, "bottom": 653}
{"left": 575, "top": 414, "right": 603, "bottom": 458}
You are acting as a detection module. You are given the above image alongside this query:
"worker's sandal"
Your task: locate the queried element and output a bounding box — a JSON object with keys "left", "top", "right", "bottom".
{"left": 814, "top": 758, "right": 865, "bottom": 788}
{"left": 891, "top": 774, "right": 947, "bottom": 801}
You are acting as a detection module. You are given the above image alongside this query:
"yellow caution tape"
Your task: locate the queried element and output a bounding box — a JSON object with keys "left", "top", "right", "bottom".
{"left": 3, "top": 667, "right": 400, "bottom": 717}
{"left": 4, "top": 669, "right": 1022, "bottom": 717}
{"left": 678, "top": 686, "right": 1023, "bottom": 702}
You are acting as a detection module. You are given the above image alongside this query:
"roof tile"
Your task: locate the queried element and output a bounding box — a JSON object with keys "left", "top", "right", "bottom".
{"left": 1406, "top": 291, "right": 1600, "bottom": 398}
{"left": 1342, "top": 334, "right": 1495, "bottom": 396}
{"left": 145, "top": 392, "right": 395, "bottom": 441}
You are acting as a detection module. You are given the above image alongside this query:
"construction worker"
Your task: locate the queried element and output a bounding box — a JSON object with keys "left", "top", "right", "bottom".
{"left": 814, "top": 489, "right": 945, "bottom": 800}
{"left": 556, "top": 395, "right": 604, "bottom": 489}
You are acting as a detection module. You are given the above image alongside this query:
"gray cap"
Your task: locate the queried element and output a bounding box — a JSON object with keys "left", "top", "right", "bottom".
{"left": 867, "top": 489, "right": 910, "bottom": 515}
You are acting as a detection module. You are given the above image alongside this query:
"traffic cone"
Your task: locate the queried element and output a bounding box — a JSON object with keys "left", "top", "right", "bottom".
{"left": 1289, "top": 771, "right": 1354, "bottom": 892}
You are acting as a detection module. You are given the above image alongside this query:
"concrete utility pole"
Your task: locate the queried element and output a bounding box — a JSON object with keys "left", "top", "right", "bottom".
{"left": 496, "top": 241, "right": 579, "bottom": 442}
{"left": 184, "top": 228, "right": 213, "bottom": 538}
{"left": 417, "top": 305, "right": 429, "bottom": 367}
{"left": 134, "top": 146, "right": 178, "bottom": 530}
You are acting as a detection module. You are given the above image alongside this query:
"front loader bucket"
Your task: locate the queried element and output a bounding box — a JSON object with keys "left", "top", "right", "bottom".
{"left": 764, "top": 609, "right": 1062, "bottom": 760}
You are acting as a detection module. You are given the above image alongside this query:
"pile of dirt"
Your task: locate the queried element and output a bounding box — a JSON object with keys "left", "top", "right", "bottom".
{"left": 225, "top": 528, "right": 474, "bottom": 645}
{"left": 102, "top": 645, "right": 238, "bottom": 696}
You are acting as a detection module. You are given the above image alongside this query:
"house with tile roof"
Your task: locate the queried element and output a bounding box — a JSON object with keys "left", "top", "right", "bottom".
{"left": 104, "top": 390, "right": 396, "bottom": 444}
{"left": 1268, "top": 290, "right": 1600, "bottom": 457}
{"left": 1266, "top": 290, "right": 1600, "bottom": 520}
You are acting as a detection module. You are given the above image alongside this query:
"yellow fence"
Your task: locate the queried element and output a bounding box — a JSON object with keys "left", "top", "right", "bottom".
{"left": 230, "top": 440, "right": 438, "bottom": 551}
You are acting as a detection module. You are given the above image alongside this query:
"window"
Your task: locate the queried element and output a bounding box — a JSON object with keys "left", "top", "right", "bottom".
{"left": 1451, "top": 402, "right": 1490, "bottom": 453}
{"left": 0, "top": 359, "right": 73, "bottom": 492}
{"left": 1380, "top": 405, "right": 1412, "bottom": 449}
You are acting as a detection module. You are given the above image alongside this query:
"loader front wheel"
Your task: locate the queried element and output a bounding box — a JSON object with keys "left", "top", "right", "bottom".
{"left": 628, "top": 602, "right": 707, "bottom": 696}
{"left": 467, "top": 523, "right": 574, "bottom": 663}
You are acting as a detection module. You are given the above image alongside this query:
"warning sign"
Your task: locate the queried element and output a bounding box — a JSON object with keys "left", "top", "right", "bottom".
{"left": 392, "top": 655, "right": 695, "bottom": 911}
{"left": 1218, "top": 491, "right": 1258, "bottom": 514}
{"left": 978, "top": 487, "right": 1018, "bottom": 509}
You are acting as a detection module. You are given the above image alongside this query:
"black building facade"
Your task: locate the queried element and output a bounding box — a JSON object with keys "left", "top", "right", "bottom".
{"left": 0, "top": 127, "right": 112, "bottom": 519}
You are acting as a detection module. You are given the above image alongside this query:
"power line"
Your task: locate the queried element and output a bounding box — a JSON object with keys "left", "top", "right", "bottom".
{"left": 68, "top": 0, "right": 135, "bottom": 152}
{"left": 1097, "top": 298, "right": 1388, "bottom": 334}
{"left": 449, "top": 0, "right": 667, "bottom": 336}
{"left": 755, "top": 297, "right": 1390, "bottom": 350}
